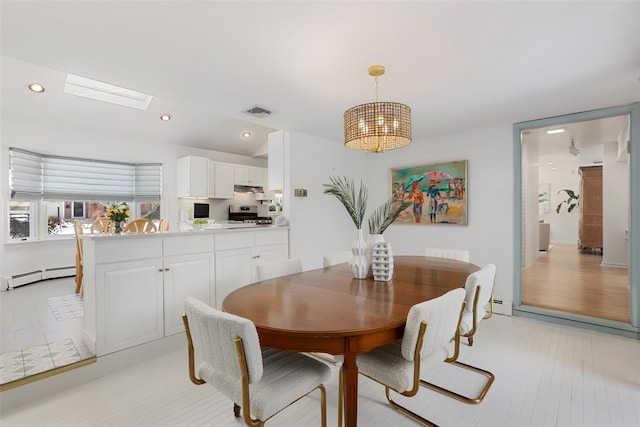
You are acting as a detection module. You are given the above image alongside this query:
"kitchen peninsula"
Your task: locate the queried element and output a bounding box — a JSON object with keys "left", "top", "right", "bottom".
{"left": 81, "top": 226, "right": 289, "bottom": 356}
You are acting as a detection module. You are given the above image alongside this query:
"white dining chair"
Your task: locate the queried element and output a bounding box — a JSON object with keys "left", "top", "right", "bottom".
{"left": 322, "top": 251, "right": 352, "bottom": 267}
{"left": 424, "top": 247, "right": 470, "bottom": 262}
{"left": 183, "top": 297, "right": 330, "bottom": 426}
{"left": 346, "top": 288, "right": 467, "bottom": 426}
{"left": 460, "top": 263, "right": 497, "bottom": 346}
{"left": 256, "top": 258, "right": 302, "bottom": 281}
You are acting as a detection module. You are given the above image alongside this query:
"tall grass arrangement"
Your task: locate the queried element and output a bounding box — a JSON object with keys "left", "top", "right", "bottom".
{"left": 323, "top": 175, "right": 368, "bottom": 229}
{"left": 368, "top": 199, "right": 411, "bottom": 234}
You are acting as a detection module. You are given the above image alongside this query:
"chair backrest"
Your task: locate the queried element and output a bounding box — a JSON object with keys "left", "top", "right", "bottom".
{"left": 463, "top": 264, "right": 497, "bottom": 318}
{"left": 73, "top": 220, "right": 84, "bottom": 257}
{"left": 158, "top": 217, "right": 169, "bottom": 232}
{"left": 125, "top": 218, "right": 157, "bottom": 234}
{"left": 91, "top": 218, "right": 114, "bottom": 235}
{"left": 401, "top": 288, "right": 466, "bottom": 362}
{"left": 322, "top": 251, "right": 352, "bottom": 267}
{"left": 184, "top": 297, "right": 263, "bottom": 384}
{"left": 256, "top": 259, "right": 302, "bottom": 281}
{"left": 424, "top": 247, "right": 470, "bottom": 262}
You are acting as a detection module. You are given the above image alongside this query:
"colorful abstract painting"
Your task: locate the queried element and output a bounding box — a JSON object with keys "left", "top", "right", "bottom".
{"left": 391, "top": 160, "right": 468, "bottom": 225}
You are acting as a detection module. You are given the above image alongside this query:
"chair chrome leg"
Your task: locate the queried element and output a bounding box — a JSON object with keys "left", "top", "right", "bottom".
{"left": 385, "top": 387, "right": 439, "bottom": 427}
{"left": 420, "top": 360, "right": 495, "bottom": 404}
{"left": 234, "top": 403, "right": 241, "bottom": 417}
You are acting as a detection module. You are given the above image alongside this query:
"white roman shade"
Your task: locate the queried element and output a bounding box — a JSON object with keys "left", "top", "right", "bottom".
{"left": 9, "top": 147, "right": 161, "bottom": 202}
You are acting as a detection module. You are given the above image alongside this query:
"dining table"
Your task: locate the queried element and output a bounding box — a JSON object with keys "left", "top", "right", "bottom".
{"left": 222, "top": 255, "right": 479, "bottom": 427}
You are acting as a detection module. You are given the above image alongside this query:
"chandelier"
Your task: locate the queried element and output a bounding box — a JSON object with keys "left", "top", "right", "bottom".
{"left": 344, "top": 65, "right": 412, "bottom": 153}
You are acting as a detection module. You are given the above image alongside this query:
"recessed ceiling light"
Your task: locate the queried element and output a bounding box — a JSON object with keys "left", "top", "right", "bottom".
{"left": 546, "top": 128, "right": 565, "bottom": 135}
{"left": 551, "top": 167, "right": 557, "bottom": 170}
{"left": 160, "top": 114, "right": 171, "bottom": 121}
{"left": 28, "top": 83, "right": 45, "bottom": 93}
{"left": 64, "top": 73, "right": 153, "bottom": 110}
{"left": 546, "top": 161, "right": 553, "bottom": 165}
{"left": 242, "top": 131, "right": 251, "bottom": 138}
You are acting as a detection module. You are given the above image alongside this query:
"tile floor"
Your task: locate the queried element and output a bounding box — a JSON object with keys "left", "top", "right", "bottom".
{"left": 0, "top": 277, "right": 93, "bottom": 385}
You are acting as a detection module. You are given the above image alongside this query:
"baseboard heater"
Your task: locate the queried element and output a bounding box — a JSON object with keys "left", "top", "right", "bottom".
{"left": 5, "top": 266, "right": 75, "bottom": 290}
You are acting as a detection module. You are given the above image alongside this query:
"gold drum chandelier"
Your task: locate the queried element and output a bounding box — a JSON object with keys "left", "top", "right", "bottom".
{"left": 344, "top": 65, "right": 412, "bottom": 153}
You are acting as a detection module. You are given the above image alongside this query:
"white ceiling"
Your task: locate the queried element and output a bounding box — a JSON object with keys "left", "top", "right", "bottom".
{"left": 2, "top": 1, "right": 639, "bottom": 158}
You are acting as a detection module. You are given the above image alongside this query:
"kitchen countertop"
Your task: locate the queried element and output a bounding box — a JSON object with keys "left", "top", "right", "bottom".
{"left": 82, "top": 224, "right": 288, "bottom": 240}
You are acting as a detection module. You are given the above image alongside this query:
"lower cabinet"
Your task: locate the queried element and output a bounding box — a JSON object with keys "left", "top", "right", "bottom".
{"left": 95, "top": 258, "right": 164, "bottom": 355}
{"left": 214, "top": 229, "right": 289, "bottom": 309}
{"left": 85, "top": 229, "right": 287, "bottom": 356}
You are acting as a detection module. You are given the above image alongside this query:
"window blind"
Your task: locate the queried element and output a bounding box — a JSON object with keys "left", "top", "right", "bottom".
{"left": 9, "top": 147, "right": 162, "bottom": 202}
{"left": 9, "top": 148, "right": 43, "bottom": 200}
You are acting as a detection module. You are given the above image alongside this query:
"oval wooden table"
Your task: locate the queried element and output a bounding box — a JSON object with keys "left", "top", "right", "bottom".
{"left": 223, "top": 256, "right": 479, "bottom": 427}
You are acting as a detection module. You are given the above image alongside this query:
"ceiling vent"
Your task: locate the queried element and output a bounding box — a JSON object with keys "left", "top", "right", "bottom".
{"left": 243, "top": 105, "right": 272, "bottom": 118}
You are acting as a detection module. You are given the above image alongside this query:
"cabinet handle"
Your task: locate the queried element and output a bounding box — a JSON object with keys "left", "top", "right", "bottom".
{"left": 158, "top": 268, "right": 164, "bottom": 272}
{"left": 165, "top": 267, "right": 171, "bottom": 271}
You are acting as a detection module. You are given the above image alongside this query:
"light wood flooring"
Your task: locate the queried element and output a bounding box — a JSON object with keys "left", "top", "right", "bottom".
{"left": 522, "top": 244, "right": 630, "bottom": 323}
{"left": 1, "top": 314, "right": 638, "bottom": 426}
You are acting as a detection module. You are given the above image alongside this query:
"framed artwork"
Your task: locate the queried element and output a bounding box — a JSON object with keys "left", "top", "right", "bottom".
{"left": 391, "top": 160, "right": 468, "bottom": 225}
{"left": 539, "top": 183, "right": 550, "bottom": 214}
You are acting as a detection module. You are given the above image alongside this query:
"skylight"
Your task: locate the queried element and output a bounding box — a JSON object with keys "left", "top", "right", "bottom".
{"left": 64, "top": 74, "right": 153, "bottom": 110}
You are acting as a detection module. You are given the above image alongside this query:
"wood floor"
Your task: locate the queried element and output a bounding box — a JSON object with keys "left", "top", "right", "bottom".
{"left": 522, "top": 244, "right": 630, "bottom": 323}
{"left": 2, "top": 314, "right": 638, "bottom": 427}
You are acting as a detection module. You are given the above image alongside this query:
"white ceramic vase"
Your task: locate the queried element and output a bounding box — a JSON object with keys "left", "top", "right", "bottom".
{"left": 371, "top": 242, "right": 394, "bottom": 282}
{"left": 366, "top": 233, "right": 385, "bottom": 276}
{"left": 349, "top": 228, "right": 369, "bottom": 279}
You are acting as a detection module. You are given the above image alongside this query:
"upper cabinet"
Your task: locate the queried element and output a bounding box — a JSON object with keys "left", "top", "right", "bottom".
{"left": 208, "top": 161, "right": 234, "bottom": 199}
{"left": 177, "top": 156, "right": 208, "bottom": 198}
{"left": 234, "top": 165, "right": 263, "bottom": 187}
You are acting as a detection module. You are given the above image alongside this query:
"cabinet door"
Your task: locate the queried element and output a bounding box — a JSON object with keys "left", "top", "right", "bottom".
{"left": 254, "top": 244, "right": 289, "bottom": 270}
{"left": 214, "top": 247, "right": 254, "bottom": 309}
{"left": 163, "top": 253, "right": 215, "bottom": 335}
{"left": 234, "top": 165, "right": 249, "bottom": 185}
{"left": 209, "top": 161, "right": 234, "bottom": 199}
{"left": 177, "top": 156, "right": 208, "bottom": 198}
{"left": 248, "top": 167, "right": 263, "bottom": 186}
{"left": 95, "top": 258, "right": 164, "bottom": 356}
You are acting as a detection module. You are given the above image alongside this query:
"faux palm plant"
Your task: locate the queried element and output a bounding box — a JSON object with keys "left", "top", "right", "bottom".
{"left": 368, "top": 199, "right": 411, "bottom": 234}
{"left": 323, "top": 175, "right": 368, "bottom": 229}
{"left": 556, "top": 189, "right": 579, "bottom": 213}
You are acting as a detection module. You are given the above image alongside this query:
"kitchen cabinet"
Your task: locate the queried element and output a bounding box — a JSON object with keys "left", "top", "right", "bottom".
{"left": 162, "top": 235, "right": 215, "bottom": 335}
{"left": 83, "top": 234, "right": 215, "bottom": 355}
{"left": 214, "top": 228, "right": 289, "bottom": 309}
{"left": 579, "top": 166, "right": 603, "bottom": 250}
{"left": 208, "top": 161, "right": 234, "bottom": 199}
{"left": 82, "top": 228, "right": 287, "bottom": 356}
{"left": 234, "top": 165, "right": 263, "bottom": 186}
{"left": 177, "top": 156, "right": 208, "bottom": 198}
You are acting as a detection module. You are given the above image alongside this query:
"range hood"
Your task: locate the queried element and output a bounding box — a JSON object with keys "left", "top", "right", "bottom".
{"left": 234, "top": 184, "right": 264, "bottom": 193}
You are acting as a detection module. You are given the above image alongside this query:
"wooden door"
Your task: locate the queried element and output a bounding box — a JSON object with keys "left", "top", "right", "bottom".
{"left": 579, "top": 166, "right": 602, "bottom": 250}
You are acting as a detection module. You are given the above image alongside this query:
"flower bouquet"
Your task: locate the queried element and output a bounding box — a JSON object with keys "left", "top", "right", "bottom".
{"left": 106, "top": 202, "right": 130, "bottom": 233}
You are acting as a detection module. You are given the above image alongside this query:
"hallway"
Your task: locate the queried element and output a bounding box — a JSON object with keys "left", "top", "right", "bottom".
{"left": 522, "top": 244, "right": 629, "bottom": 322}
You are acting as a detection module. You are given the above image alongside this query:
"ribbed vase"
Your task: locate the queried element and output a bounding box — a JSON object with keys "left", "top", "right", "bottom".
{"left": 349, "top": 228, "right": 369, "bottom": 279}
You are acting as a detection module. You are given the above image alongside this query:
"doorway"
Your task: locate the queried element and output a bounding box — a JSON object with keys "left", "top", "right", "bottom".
{"left": 513, "top": 103, "right": 640, "bottom": 336}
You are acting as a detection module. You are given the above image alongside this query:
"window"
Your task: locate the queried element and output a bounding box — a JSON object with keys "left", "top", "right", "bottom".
{"left": 8, "top": 148, "right": 162, "bottom": 241}
{"left": 9, "top": 201, "right": 34, "bottom": 240}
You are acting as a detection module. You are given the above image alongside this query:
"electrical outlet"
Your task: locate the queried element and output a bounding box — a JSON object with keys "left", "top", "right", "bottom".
{"left": 294, "top": 189, "right": 307, "bottom": 197}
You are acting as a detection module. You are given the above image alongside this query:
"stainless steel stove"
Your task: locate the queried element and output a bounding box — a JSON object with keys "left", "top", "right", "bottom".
{"left": 228, "top": 205, "right": 273, "bottom": 225}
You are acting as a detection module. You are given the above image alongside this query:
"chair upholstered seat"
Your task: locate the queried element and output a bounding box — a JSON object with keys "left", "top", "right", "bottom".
{"left": 358, "top": 341, "right": 450, "bottom": 394}
{"left": 199, "top": 348, "right": 330, "bottom": 421}
{"left": 459, "top": 307, "right": 487, "bottom": 335}
{"left": 184, "top": 297, "right": 330, "bottom": 426}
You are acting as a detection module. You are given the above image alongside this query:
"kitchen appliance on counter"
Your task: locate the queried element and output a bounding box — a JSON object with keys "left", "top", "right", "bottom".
{"left": 229, "top": 205, "right": 273, "bottom": 225}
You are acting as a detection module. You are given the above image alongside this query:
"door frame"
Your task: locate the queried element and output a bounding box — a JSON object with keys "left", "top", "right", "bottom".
{"left": 513, "top": 102, "right": 639, "bottom": 338}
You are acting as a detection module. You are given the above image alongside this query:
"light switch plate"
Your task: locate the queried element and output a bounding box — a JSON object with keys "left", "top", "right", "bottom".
{"left": 294, "top": 189, "right": 307, "bottom": 197}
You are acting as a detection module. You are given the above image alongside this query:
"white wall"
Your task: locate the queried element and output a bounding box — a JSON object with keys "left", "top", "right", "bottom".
{"left": 539, "top": 164, "right": 580, "bottom": 245}
{"left": 1, "top": 119, "right": 265, "bottom": 281}
{"left": 286, "top": 131, "right": 365, "bottom": 270}
{"left": 602, "top": 141, "right": 629, "bottom": 268}
{"left": 364, "top": 125, "right": 514, "bottom": 315}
